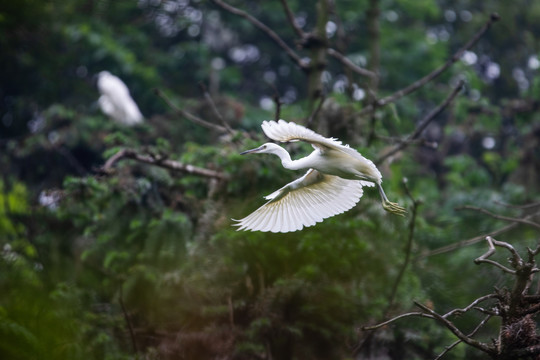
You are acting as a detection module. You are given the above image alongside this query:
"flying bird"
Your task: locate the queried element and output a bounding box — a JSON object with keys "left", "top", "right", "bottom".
{"left": 234, "top": 120, "right": 406, "bottom": 233}
{"left": 97, "top": 71, "right": 144, "bottom": 126}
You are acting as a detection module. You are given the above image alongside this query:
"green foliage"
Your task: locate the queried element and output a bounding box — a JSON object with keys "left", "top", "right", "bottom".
{"left": 0, "top": 181, "right": 28, "bottom": 237}
{"left": 1, "top": 0, "right": 540, "bottom": 359}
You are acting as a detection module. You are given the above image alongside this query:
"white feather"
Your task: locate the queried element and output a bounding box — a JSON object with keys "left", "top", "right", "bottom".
{"left": 97, "top": 71, "right": 144, "bottom": 126}
{"left": 234, "top": 120, "right": 406, "bottom": 232}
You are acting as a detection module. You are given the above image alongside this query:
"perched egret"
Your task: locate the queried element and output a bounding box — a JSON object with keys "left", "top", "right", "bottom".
{"left": 234, "top": 120, "right": 406, "bottom": 233}
{"left": 97, "top": 71, "right": 144, "bottom": 126}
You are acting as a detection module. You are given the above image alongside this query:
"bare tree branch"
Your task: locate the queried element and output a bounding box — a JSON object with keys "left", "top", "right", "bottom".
{"left": 434, "top": 315, "right": 492, "bottom": 360}
{"left": 387, "top": 179, "right": 420, "bottom": 308}
{"left": 473, "top": 306, "right": 499, "bottom": 316}
{"left": 529, "top": 244, "right": 540, "bottom": 258}
{"left": 517, "top": 302, "right": 540, "bottom": 317}
{"left": 358, "top": 13, "right": 500, "bottom": 116}
{"left": 101, "top": 148, "right": 229, "bottom": 181}
{"left": 361, "top": 311, "right": 435, "bottom": 331}
{"left": 375, "top": 134, "right": 438, "bottom": 148}
{"left": 211, "top": 0, "right": 308, "bottom": 71}
{"left": 443, "top": 293, "right": 499, "bottom": 318}
{"left": 154, "top": 88, "right": 228, "bottom": 133}
{"left": 458, "top": 205, "right": 540, "bottom": 230}
{"left": 306, "top": 93, "right": 326, "bottom": 127}
{"left": 199, "top": 82, "right": 236, "bottom": 136}
{"left": 326, "top": 48, "right": 377, "bottom": 79}
{"left": 272, "top": 90, "right": 282, "bottom": 122}
{"left": 355, "top": 179, "right": 419, "bottom": 355}
{"left": 278, "top": 0, "right": 305, "bottom": 38}
{"left": 416, "top": 218, "right": 527, "bottom": 259}
{"left": 473, "top": 237, "right": 519, "bottom": 274}
{"left": 414, "top": 301, "right": 494, "bottom": 355}
{"left": 376, "top": 80, "right": 464, "bottom": 165}
{"left": 495, "top": 200, "right": 540, "bottom": 210}
{"left": 477, "top": 259, "right": 517, "bottom": 274}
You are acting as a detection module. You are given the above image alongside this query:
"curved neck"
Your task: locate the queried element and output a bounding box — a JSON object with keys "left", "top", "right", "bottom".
{"left": 272, "top": 146, "right": 304, "bottom": 170}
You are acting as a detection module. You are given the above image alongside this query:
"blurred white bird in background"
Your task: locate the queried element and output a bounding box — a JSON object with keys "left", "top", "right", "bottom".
{"left": 234, "top": 120, "right": 406, "bottom": 233}
{"left": 97, "top": 71, "right": 144, "bottom": 126}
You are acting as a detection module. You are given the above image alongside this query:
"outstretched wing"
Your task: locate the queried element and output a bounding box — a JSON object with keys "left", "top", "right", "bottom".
{"left": 261, "top": 119, "right": 382, "bottom": 182}
{"left": 233, "top": 169, "right": 373, "bottom": 233}
{"left": 262, "top": 119, "right": 344, "bottom": 150}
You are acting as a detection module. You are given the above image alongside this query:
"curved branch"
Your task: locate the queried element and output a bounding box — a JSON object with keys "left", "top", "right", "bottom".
{"left": 154, "top": 89, "right": 229, "bottom": 133}
{"left": 435, "top": 315, "right": 492, "bottom": 360}
{"left": 376, "top": 80, "right": 464, "bottom": 164}
{"left": 387, "top": 179, "right": 420, "bottom": 308}
{"left": 278, "top": 0, "right": 305, "bottom": 38}
{"left": 414, "top": 301, "right": 494, "bottom": 355}
{"left": 199, "top": 83, "right": 235, "bottom": 136}
{"left": 443, "top": 293, "right": 499, "bottom": 318}
{"left": 211, "top": 0, "right": 308, "bottom": 71}
{"left": 416, "top": 220, "right": 524, "bottom": 259}
{"left": 327, "top": 48, "right": 377, "bottom": 79}
{"left": 361, "top": 312, "right": 435, "bottom": 331}
{"left": 475, "top": 258, "right": 516, "bottom": 274}
{"left": 101, "top": 148, "right": 229, "bottom": 181}
{"left": 458, "top": 205, "right": 540, "bottom": 230}
{"left": 358, "top": 13, "right": 500, "bottom": 116}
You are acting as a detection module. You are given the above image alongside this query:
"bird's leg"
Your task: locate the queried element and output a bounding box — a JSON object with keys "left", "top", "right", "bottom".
{"left": 376, "top": 183, "right": 406, "bottom": 216}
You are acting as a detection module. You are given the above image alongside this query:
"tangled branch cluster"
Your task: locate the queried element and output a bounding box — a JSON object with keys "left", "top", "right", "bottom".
{"left": 363, "top": 236, "right": 540, "bottom": 359}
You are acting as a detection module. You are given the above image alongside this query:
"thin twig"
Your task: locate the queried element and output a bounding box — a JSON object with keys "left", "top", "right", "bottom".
{"left": 199, "top": 83, "right": 236, "bottom": 136}
{"left": 327, "top": 48, "right": 376, "bottom": 79}
{"left": 477, "top": 259, "right": 516, "bottom": 274}
{"left": 443, "top": 293, "right": 498, "bottom": 318}
{"left": 458, "top": 205, "right": 540, "bottom": 230}
{"left": 414, "top": 301, "right": 494, "bottom": 355}
{"left": 101, "top": 148, "right": 229, "bottom": 180}
{"left": 529, "top": 244, "right": 540, "bottom": 258}
{"left": 474, "top": 237, "right": 518, "bottom": 273}
{"left": 376, "top": 80, "right": 464, "bottom": 165}
{"left": 434, "top": 315, "right": 492, "bottom": 360}
{"left": 494, "top": 200, "right": 540, "bottom": 210}
{"left": 472, "top": 306, "right": 499, "bottom": 316}
{"left": 212, "top": 0, "right": 308, "bottom": 71}
{"left": 387, "top": 179, "right": 420, "bottom": 309}
{"left": 416, "top": 220, "right": 523, "bottom": 259}
{"left": 154, "top": 88, "right": 228, "bottom": 133}
{"left": 306, "top": 93, "right": 326, "bottom": 127}
{"left": 361, "top": 312, "right": 435, "bottom": 331}
{"left": 355, "top": 181, "right": 418, "bottom": 356}
{"left": 488, "top": 236, "right": 522, "bottom": 262}
{"left": 517, "top": 302, "right": 540, "bottom": 317}
{"left": 278, "top": 0, "right": 305, "bottom": 38}
{"left": 375, "top": 134, "right": 438, "bottom": 148}
{"left": 271, "top": 84, "right": 282, "bottom": 121}
{"left": 358, "top": 13, "right": 500, "bottom": 116}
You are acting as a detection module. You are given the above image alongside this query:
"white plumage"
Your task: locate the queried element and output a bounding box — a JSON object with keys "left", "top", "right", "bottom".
{"left": 97, "top": 71, "right": 144, "bottom": 126}
{"left": 234, "top": 120, "right": 406, "bottom": 233}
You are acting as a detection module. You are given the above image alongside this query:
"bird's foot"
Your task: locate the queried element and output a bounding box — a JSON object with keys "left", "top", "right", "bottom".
{"left": 382, "top": 200, "right": 407, "bottom": 216}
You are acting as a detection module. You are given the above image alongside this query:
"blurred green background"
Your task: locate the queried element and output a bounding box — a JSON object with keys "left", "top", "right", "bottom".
{"left": 1, "top": 0, "right": 540, "bottom": 359}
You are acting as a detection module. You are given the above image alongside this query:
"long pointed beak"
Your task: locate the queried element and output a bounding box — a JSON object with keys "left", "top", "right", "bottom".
{"left": 240, "top": 146, "right": 262, "bottom": 155}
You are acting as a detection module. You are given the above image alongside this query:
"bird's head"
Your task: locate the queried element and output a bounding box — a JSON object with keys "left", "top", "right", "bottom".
{"left": 240, "top": 142, "right": 283, "bottom": 155}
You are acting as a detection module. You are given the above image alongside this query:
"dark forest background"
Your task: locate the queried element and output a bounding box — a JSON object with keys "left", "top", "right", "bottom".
{"left": 1, "top": 0, "right": 540, "bottom": 359}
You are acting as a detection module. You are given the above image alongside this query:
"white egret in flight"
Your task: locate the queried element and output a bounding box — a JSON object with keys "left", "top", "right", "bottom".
{"left": 97, "top": 71, "right": 144, "bottom": 126}
{"left": 234, "top": 120, "right": 406, "bottom": 233}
